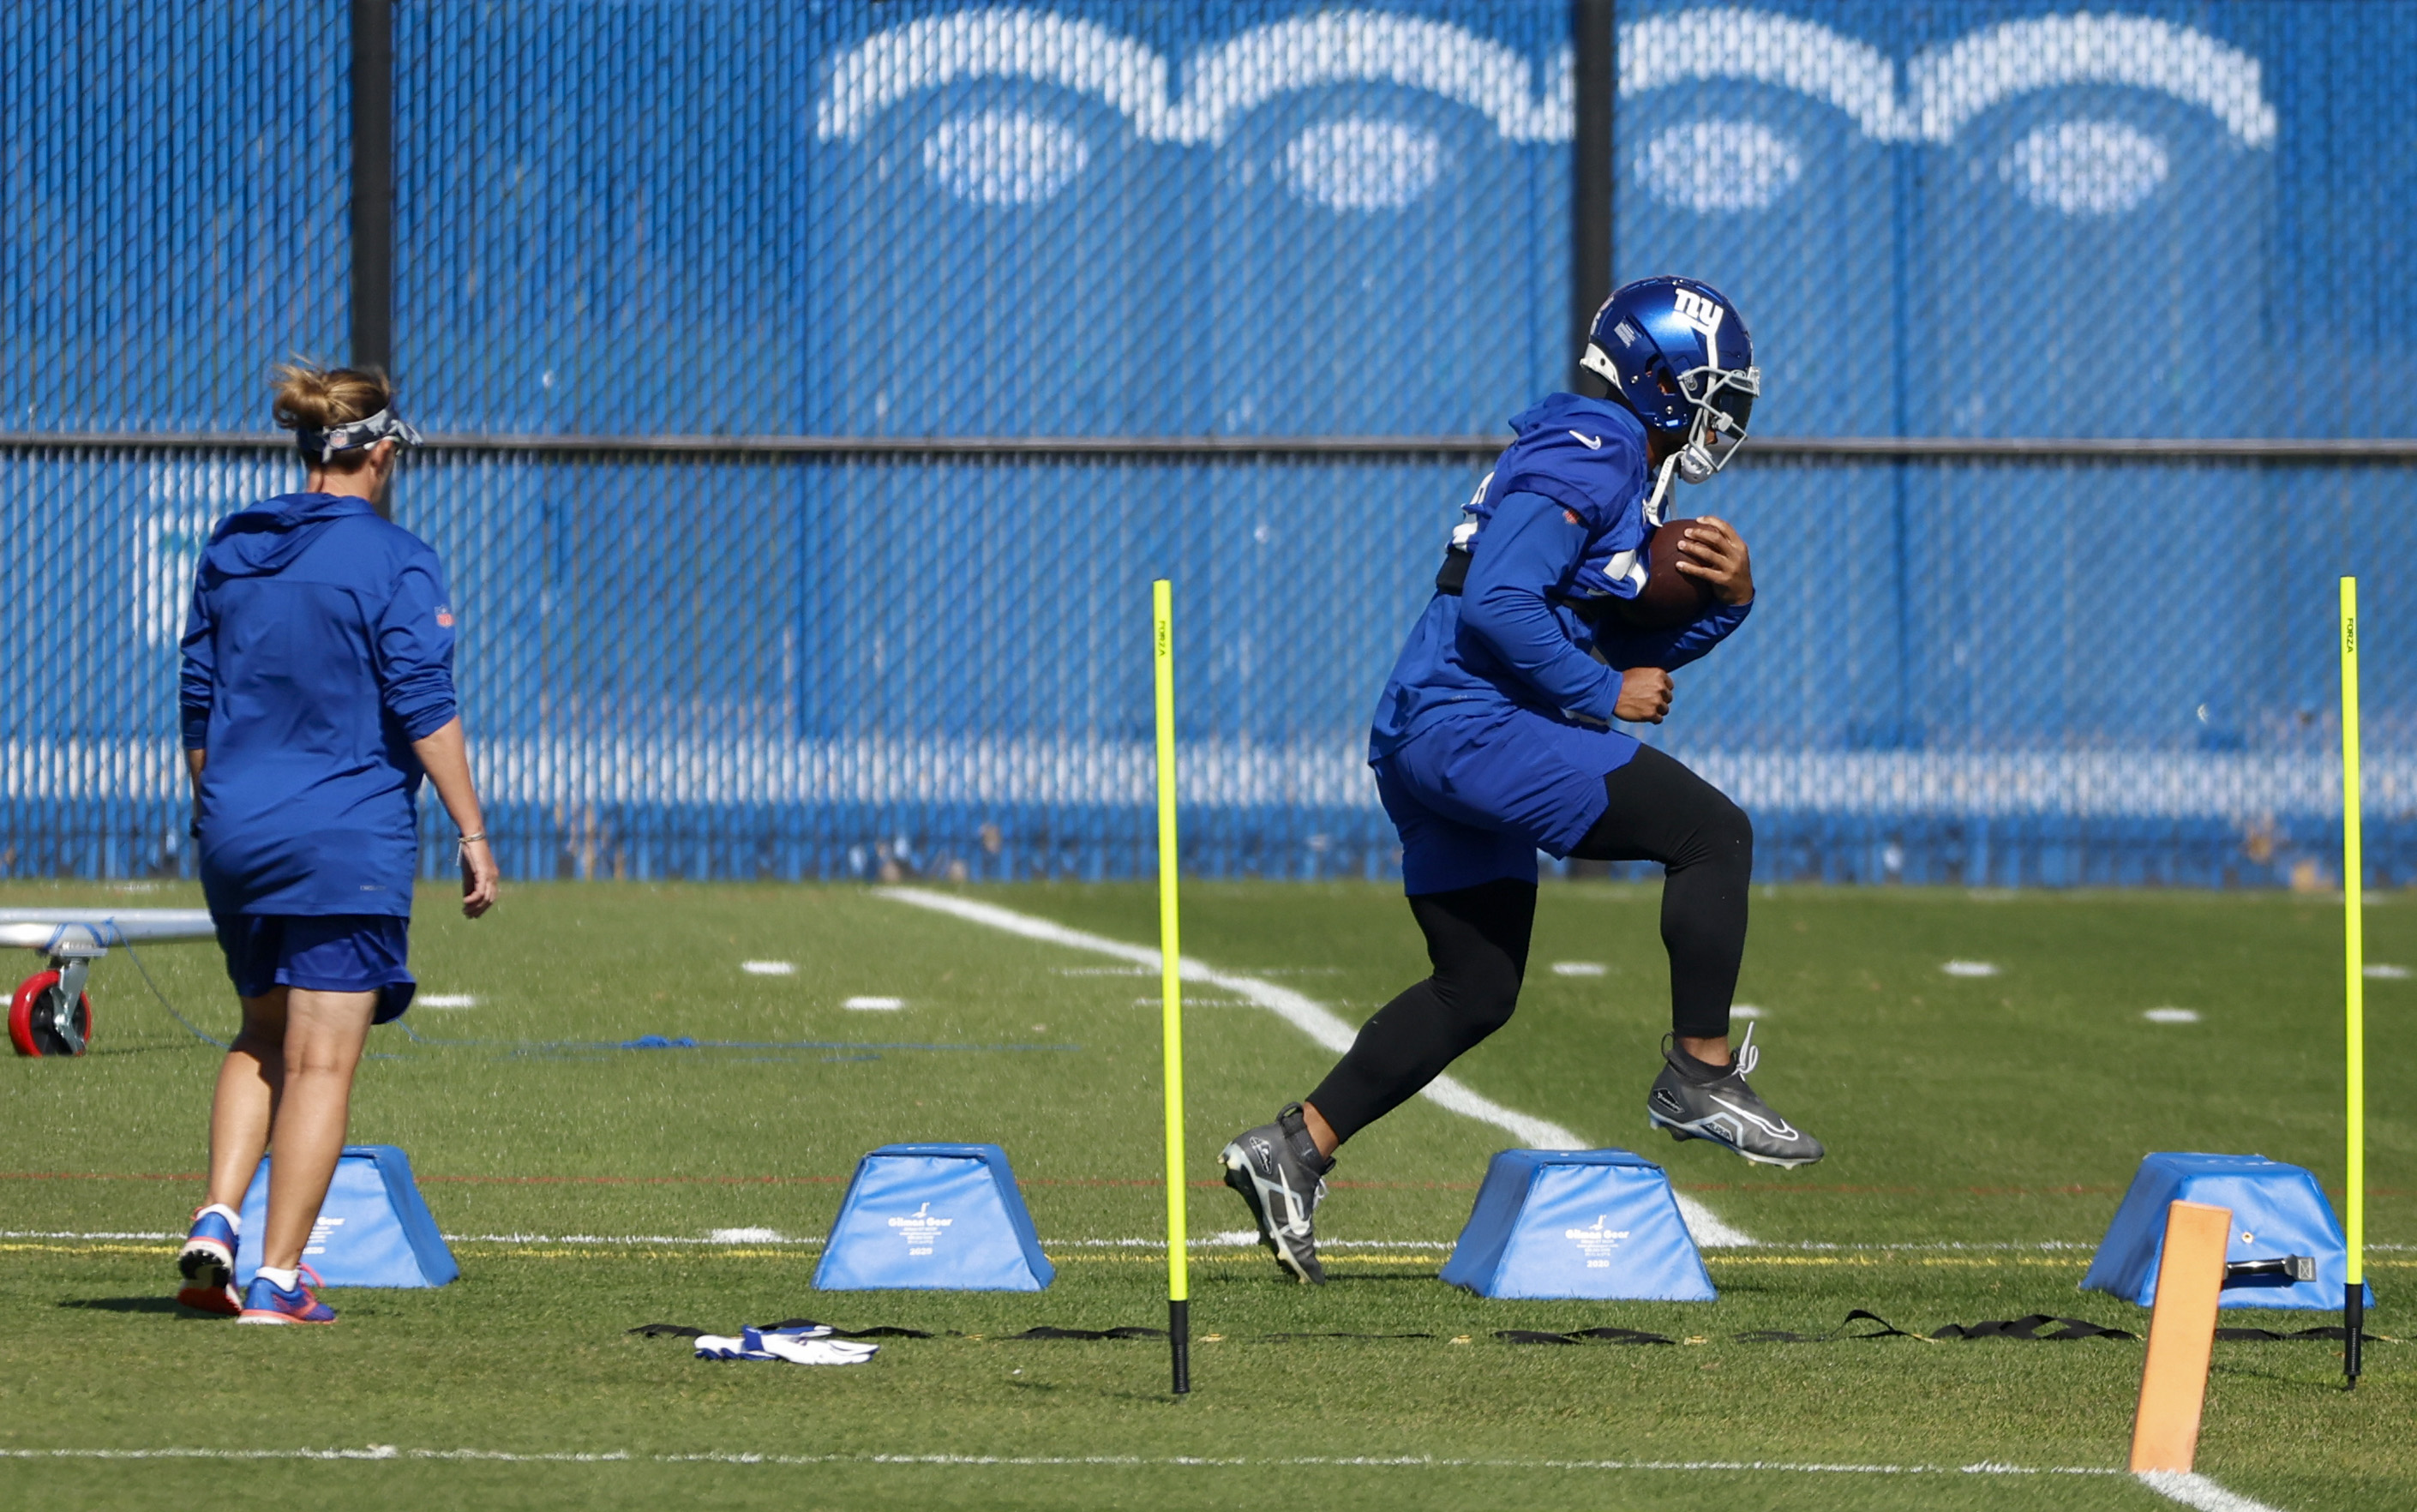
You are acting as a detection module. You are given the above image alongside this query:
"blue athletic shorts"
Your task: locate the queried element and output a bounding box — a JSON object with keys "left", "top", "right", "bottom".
{"left": 214, "top": 913, "right": 417, "bottom": 1023}
{"left": 1373, "top": 706, "right": 1641, "bottom": 895}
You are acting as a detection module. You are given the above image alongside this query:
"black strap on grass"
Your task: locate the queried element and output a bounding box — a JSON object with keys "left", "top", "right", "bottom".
{"left": 2215, "top": 1324, "right": 2391, "bottom": 1342}
{"left": 639, "top": 1311, "right": 2284, "bottom": 1348}
{"left": 1736, "top": 1309, "right": 1923, "bottom": 1342}
{"left": 1497, "top": 1326, "right": 1676, "bottom": 1346}
{"left": 1929, "top": 1315, "right": 2136, "bottom": 1341}
{"left": 1731, "top": 1311, "right": 2134, "bottom": 1343}
{"left": 759, "top": 1319, "right": 938, "bottom": 1339}
{"left": 1005, "top": 1325, "right": 1168, "bottom": 1341}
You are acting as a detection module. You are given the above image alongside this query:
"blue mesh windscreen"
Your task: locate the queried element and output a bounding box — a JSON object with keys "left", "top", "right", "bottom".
{"left": 5, "top": 2, "right": 2414, "bottom": 887}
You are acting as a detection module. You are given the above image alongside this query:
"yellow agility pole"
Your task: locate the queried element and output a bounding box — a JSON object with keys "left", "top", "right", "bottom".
{"left": 2341, "top": 577, "right": 2366, "bottom": 1388}
{"left": 1153, "top": 579, "right": 1191, "bottom": 1394}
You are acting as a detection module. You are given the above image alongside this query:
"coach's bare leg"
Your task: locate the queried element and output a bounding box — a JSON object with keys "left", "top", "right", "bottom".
{"left": 259, "top": 988, "right": 377, "bottom": 1272}
{"left": 205, "top": 988, "right": 291, "bottom": 1213}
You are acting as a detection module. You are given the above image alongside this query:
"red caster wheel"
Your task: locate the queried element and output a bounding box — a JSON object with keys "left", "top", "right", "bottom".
{"left": 10, "top": 969, "right": 93, "bottom": 1057}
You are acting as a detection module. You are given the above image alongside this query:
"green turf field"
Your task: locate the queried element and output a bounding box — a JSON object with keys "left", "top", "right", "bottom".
{"left": 1, "top": 878, "right": 2408, "bottom": 1510}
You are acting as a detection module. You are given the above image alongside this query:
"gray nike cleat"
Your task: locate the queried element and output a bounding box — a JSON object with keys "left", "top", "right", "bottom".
{"left": 1646, "top": 1023, "right": 1826, "bottom": 1167}
{"left": 1220, "top": 1102, "right": 1334, "bottom": 1283}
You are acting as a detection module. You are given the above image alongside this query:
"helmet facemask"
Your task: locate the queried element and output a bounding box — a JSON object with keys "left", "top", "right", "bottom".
{"left": 1673, "top": 363, "right": 1759, "bottom": 483}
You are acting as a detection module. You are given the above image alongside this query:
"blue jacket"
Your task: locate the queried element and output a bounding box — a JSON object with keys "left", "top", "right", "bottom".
{"left": 178, "top": 493, "right": 459, "bottom": 918}
{"left": 1370, "top": 394, "right": 1751, "bottom": 759}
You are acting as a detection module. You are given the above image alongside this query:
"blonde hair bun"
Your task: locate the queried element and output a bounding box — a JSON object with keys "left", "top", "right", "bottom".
{"left": 271, "top": 362, "right": 394, "bottom": 433}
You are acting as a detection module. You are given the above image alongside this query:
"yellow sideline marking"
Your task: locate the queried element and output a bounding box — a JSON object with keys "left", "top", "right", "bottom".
{"left": 1059, "top": 1246, "right": 1430, "bottom": 1256}
{"left": 453, "top": 1247, "right": 804, "bottom": 1261}
{"left": 9, "top": 1241, "right": 2412, "bottom": 1270}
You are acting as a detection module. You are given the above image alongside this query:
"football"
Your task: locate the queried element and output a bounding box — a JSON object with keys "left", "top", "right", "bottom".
{"left": 1611, "top": 518, "right": 1719, "bottom": 629}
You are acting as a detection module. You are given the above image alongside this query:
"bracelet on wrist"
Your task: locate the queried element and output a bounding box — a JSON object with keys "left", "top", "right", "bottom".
{"left": 457, "top": 831, "right": 489, "bottom": 848}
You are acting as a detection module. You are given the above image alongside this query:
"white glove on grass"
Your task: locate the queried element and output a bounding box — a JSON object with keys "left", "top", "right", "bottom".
{"left": 692, "top": 1325, "right": 878, "bottom": 1365}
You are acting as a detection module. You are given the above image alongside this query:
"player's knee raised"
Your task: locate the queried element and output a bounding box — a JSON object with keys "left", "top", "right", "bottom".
{"left": 1708, "top": 794, "right": 1754, "bottom": 867}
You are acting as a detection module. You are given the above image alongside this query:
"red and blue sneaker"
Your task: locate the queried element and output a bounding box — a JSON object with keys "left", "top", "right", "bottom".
{"left": 236, "top": 1266, "right": 336, "bottom": 1325}
{"left": 176, "top": 1204, "right": 240, "bottom": 1314}
{"left": 177, "top": 1281, "right": 241, "bottom": 1316}
{"left": 178, "top": 1204, "right": 238, "bottom": 1286}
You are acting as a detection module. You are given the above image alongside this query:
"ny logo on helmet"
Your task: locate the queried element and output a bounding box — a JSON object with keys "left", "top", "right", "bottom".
{"left": 1671, "top": 288, "right": 1724, "bottom": 339}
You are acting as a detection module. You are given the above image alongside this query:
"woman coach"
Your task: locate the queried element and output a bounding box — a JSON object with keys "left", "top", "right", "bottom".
{"left": 171, "top": 363, "right": 497, "bottom": 1323}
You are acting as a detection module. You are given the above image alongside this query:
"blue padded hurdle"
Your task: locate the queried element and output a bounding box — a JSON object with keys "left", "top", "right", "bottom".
{"left": 233, "top": 1144, "right": 458, "bottom": 1288}
{"left": 1441, "top": 1149, "right": 1714, "bottom": 1301}
{"left": 2082, "top": 1152, "right": 2371, "bottom": 1311}
{"left": 814, "top": 1143, "right": 1053, "bottom": 1291}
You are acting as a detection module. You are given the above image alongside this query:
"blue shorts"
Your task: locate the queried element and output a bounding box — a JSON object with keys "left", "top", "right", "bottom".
{"left": 1373, "top": 706, "right": 1641, "bottom": 895}
{"left": 214, "top": 913, "right": 417, "bottom": 1023}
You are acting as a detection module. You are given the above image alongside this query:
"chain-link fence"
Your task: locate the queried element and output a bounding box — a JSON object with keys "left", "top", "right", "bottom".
{"left": 6, "top": 1, "right": 2415, "bottom": 886}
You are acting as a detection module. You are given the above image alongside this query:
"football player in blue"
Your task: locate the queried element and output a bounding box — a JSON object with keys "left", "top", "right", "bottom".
{"left": 1220, "top": 278, "right": 1820, "bottom": 1283}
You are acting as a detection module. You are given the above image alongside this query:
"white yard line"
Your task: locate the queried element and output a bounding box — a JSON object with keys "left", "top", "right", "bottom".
{"left": 0, "top": 1445, "right": 2115, "bottom": 1476}
{"left": 2137, "top": 1471, "right": 2290, "bottom": 1512}
{"left": 878, "top": 886, "right": 1753, "bottom": 1248}
{"left": 0, "top": 1439, "right": 2291, "bottom": 1497}
{"left": 0, "top": 1444, "right": 2294, "bottom": 1503}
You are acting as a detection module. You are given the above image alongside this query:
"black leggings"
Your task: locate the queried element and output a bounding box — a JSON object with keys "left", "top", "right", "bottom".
{"left": 1305, "top": 745, "right": 1752, "bottom": 1144}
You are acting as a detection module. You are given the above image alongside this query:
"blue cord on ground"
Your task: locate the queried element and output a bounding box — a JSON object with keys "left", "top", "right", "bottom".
{"left": 117, "top": 937, "right": 231, "bottom": 1049}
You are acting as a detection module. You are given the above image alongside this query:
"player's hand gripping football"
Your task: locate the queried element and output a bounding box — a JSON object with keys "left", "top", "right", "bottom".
{"left": 1615, "top": 666, "right": 1673, "bottom": 723}
{"left": 1672, "top": 516, "right": 1754, "bottom": 605}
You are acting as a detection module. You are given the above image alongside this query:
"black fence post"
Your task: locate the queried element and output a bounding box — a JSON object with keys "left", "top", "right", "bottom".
{"left": 351, "top": 0, "right": 395, "bottom": 375}
{"left": 1569, "top": 0, "right": 1616, "bottom": 392}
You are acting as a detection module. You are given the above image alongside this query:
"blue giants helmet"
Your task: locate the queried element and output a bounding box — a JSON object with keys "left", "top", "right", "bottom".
{"left": 1580, "top": 276, "right": 1760, "bottom": 485}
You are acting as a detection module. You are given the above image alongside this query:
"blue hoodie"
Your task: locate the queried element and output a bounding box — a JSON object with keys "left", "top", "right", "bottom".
{"left": 1369, "top": 394, "right": 1750, "bottom": 759}
{"left": 178, "top": 493, "right": 459, "bottom": 919}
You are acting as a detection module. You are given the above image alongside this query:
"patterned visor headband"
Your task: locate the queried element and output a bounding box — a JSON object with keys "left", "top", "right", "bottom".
{"left": 298, "top": 406, "right": 423, "bottom": 461}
